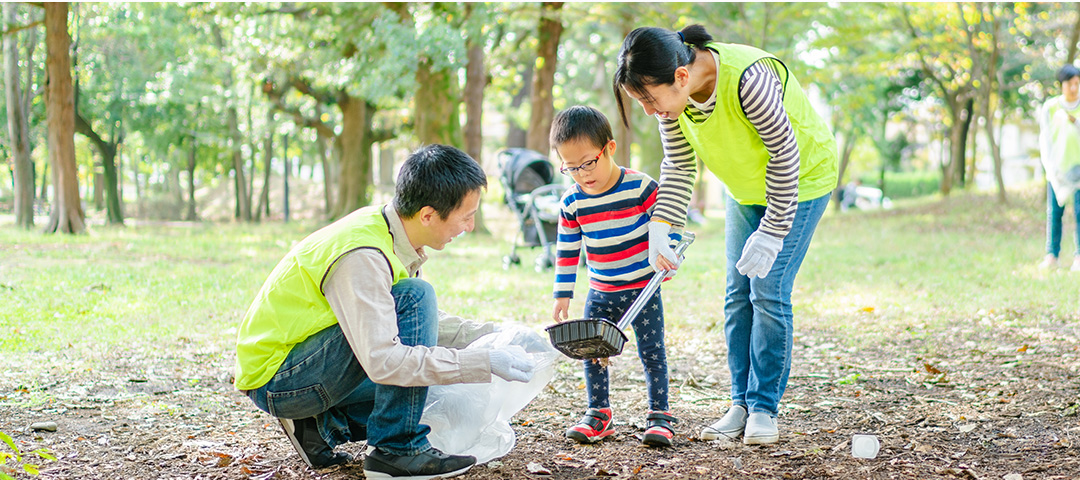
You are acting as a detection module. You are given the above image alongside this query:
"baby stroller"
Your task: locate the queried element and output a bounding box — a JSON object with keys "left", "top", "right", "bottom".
{"left": 497, "top": 148, "right": 566, "bottom": 272}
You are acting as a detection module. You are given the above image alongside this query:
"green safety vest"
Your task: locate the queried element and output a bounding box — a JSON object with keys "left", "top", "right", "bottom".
{"left": 677, "top": 42, "right": 839, "bottom": 206}
{"left": 234, "top": 206, "right": 410, "bottom": 390}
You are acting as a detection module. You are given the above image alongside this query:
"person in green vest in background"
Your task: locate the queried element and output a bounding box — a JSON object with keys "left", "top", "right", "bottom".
{"left": 234, "top": 144, "right": 535, "bottom": 480}
{"left": 613, "top": 25, "right": 838, "bottom": 445}
{"left": 1038, "top": 64, "right": 1080, "bottom": 272}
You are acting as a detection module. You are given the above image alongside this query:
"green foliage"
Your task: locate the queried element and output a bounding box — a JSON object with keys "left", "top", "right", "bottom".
{"left": 0, "top": 430, "right": 54, "bottom": 478}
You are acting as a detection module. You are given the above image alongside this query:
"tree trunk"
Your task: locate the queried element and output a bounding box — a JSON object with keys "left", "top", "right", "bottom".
{"left": 213, "top": 24, "right": 249, "bottom": 222}
{"left": 254, "top": 108, "right": 273, "bottom": 222}
{"left": 415, "top": 60, "right": 460, "bottom": 146}
{"left": 74, "top": 113, "right": 123, "bottom": 225}
{"left": 4, "top": 2, "right": 33, "bottom": 228}
{"left": 133, "top": 154, "right": 143, "bottom": 218}
{"left": 525, "top": 2, "right": 563, "bottom": 157}
{"left": 954, "top": 97, "right": 974, "bottom": 189}
{"left": 1068, "top": 3, "right": 1080, "bottom": 65}
{"left": 507, "top": 62, "right": 531, "bottom": 149}
{"left": 186, "top": 138, "right": 197, "bottom": 221}
{"left": 333, "top": 97, "right": 375, "bottom": 219}
{"left": 282, "top": 133, "right": 290, "bottom": 223}
{"left": 43, "top": 2, "right": 84, "bottom": 234}
{"left": 318, "top": 133, "right": 332, "bottom": 216}
{"left": 832, "top": 122, "right": 858, "bottom": 211}
{"left": 247, "top": 86, "right": 257, "bottom": 212}
{"left": 464, "top": 21, "right": 490, "bottom": 235}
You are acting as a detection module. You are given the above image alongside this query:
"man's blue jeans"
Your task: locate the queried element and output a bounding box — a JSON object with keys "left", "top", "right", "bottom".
{"left": 245, "top": 278, "right": 438, "bottom": 456}
{"left": 1046, "top": 182, "right": 1080, "bottom": 258}
{"left": 723, "top": 194, "right": 829, "bottom": 417}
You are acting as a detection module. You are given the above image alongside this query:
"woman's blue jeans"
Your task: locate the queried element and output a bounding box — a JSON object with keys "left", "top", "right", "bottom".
{"left": 245, "top": 278, "right": 438, "bottom": 456}
{"left": 1046, "top": 182, "right": 1080, "bottom": 258}
{"left": 723, "top": 194, "right": 829, "bottom": 417}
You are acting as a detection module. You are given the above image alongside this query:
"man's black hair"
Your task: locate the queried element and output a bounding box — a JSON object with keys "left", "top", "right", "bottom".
{"left": 394, "top": 144, "right": 487, "bottom": 219}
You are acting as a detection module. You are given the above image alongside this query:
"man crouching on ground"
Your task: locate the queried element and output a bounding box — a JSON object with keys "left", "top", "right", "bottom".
{"left": 233, "top": 144, "right": 535, "bottom": 480}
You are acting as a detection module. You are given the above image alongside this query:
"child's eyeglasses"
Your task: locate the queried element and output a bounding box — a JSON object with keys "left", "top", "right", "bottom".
{"left": 560, "top": 146, "right": 605, "bottom": 176}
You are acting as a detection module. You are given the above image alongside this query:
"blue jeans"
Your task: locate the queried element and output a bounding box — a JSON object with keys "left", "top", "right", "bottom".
{"left": 1046, "top": 182, "right": 1080, "bottom": 257}
{"left": 581, "top": 287, "right": 668, "bottom": 412}
{"left": 245, "top": 278, "right": 438, "bottom": 456}
{"left": 723, "top": 194, "right": 829, "bottom": 417}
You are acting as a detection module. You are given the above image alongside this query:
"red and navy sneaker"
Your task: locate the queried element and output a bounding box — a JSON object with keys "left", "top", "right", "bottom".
{"left": 642, "top": 410, "right": 677, "bottom": 447}
{"left": 566, "top": 408, "right": 614, "bottom": 444}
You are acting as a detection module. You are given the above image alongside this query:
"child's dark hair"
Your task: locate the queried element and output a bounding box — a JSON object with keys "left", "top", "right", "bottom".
{"left": 612, "top": 24, "right": 714, "bottom": 127}
{"left": 549, "top": 105, "right": 614, "bottom": 152}
{"left": 1058, "top": 64, "right": 1080, "bottom": 83}
{"left": 394, "top": 144, "right": 487, "bottom": 219}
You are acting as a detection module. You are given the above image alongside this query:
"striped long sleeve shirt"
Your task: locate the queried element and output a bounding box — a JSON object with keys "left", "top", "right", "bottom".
{"left": 656, "top": 53, "right": 800, "bottom": 239}
{"left": 553, "top": 168, "right": 660, "bottom": 298}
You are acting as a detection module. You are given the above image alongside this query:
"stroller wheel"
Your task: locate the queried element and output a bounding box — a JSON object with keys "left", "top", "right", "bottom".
{"left": 503, "top": 254, "right": 521, "bottom": 270}
{"left": 534, "top": 254, "right": 553, "bottom": 272}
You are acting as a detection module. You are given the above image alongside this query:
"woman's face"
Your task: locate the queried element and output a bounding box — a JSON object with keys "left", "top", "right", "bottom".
{"left": 622, "top": 67, "right": 691, "bottom": 120}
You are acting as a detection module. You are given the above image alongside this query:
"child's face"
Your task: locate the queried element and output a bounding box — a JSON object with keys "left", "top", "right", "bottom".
{"left": 557, "top": 138, "right": 619, "bottom": 195}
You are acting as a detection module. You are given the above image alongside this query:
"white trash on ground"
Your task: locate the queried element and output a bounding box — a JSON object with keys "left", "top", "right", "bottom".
{"left": 851, "top": 434, "right": 880, "bottom": 459}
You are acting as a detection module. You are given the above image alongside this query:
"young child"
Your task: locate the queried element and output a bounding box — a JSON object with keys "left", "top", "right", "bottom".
{"left": 549, "top": 105, "right": 680, "bottom": 447}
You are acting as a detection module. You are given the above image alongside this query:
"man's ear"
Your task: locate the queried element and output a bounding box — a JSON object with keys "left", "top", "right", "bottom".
{"left": 418, "top": 205, "right": 438, "bottom": 225}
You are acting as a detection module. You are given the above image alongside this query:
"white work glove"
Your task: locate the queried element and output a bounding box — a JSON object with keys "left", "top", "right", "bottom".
{"left": 735, "top": 231, "right": 783, "bottom": 279}
{"left": 648, "top": 221, "right": 677, "bottom": 272}
{"left": 489, "top": 345, "right": 535, "bottom": 383}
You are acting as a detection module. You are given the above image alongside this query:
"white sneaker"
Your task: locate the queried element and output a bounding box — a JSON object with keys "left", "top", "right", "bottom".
{"left": 743, "top": 412, "right": 779, "bottom": 445}
{"left": 1040, "top": 254, "right": 1059, "bottom": 270}
{"left": 700, "top": 405, "right": 747, "bottom": 440}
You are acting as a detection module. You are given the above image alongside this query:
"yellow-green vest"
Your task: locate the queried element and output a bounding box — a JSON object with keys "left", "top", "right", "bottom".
{"left": 234, "top": 206, "right": 410, "bottom": 390}
{"left": 677, "top": 43, "right": 838, "bottom": 206}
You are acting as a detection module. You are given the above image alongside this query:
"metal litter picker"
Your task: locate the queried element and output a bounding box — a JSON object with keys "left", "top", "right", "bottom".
{"left": 545, "top": 232, "right": 695, "bottom": 360}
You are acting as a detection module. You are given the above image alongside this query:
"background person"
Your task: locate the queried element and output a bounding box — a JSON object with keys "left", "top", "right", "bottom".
{"left": 234, "top": 144, "right": 535, "bottom": 480}
{"left": 612, "top": 25, "right": 838, "bottom": 445}
{"left": 1038, "top": 64, "right": 1080, "bottom": 271}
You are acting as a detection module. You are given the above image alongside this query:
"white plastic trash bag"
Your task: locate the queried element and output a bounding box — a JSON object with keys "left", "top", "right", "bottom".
{"left": 421, "top": 325, "right": 559, "bottom": 464}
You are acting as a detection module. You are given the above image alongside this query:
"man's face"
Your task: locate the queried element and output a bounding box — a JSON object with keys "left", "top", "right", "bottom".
{"left": 423, "top": 190, "right": 480, "bottom": 250}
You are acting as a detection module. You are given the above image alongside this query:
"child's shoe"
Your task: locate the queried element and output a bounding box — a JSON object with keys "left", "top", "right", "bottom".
{"left": 566, "top": 408, "right": 614, "bottom": 444}
{"left": 641, "top": 410, "right": 677, "bottom": 447}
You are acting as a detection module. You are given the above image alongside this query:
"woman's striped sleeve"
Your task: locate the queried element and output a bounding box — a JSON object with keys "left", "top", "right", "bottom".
{"left": 739, "top": 59, "right": 799, "bottom": 238}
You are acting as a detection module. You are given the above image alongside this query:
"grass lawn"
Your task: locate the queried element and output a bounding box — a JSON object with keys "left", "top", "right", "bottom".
{"left": 0, "top": 184, "right": 1076, "bottom": 387}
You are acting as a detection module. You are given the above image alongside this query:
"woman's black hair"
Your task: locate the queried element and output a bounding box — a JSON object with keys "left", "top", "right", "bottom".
{"left": 394, "top": 144, "right": 487, "bottom": 219}
{"left": 550, "top": 105, "right": 614, "bottom": 152}
{"left": 1058, "top": 64, "right": 1080, "bottom": 83}
{"left": 612, "top": 24, "right": 714, "bottom": 127}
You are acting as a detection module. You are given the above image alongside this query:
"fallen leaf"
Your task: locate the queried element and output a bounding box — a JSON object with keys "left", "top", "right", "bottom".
{"left": 1016, "top": 344, "right": 1029, "bottom": 353}
{"left": 923, "top": 363, "right": 942, "bottom": 374}
{"left": 526, "top": 462, "right": 551, "bottom": 475}
{"left": 860, "top": 306, "right": 875, "bottom": 313}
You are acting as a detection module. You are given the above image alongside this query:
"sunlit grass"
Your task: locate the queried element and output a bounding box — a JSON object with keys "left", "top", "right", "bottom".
{"left": 1, "top": 185, "right": 1078, "bottom": 380}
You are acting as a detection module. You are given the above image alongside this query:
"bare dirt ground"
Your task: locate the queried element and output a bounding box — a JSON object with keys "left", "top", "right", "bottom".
{"left": 2, "top": 316, "right": 1078, "bottom": 480}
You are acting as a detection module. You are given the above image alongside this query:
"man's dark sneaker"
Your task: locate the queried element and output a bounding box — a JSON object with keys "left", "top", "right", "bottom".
{"left": 641, "top": 410, "right": 677, "bottom": 447}
{"left": 278, "top": 417, "right": 353, "bottom": 469}
{"left": 363, "top": 446, "right": 476, "bottom": 480}
{"left": 566, "top": 407, "right": 615, "bottom": 444}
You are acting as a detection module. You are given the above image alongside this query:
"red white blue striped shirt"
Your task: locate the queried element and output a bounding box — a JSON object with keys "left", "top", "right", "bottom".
{"left": 553, "top": 168, "right": 661, "bottom": 298}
